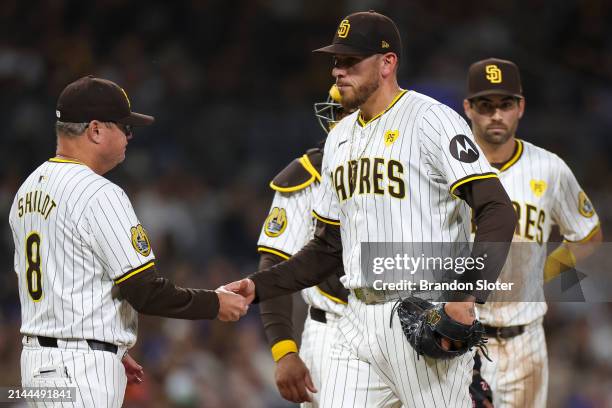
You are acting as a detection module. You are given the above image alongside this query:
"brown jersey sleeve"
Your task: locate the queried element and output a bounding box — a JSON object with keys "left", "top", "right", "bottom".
{"left": 117, "top": 265, "right": 219, "bottom": 319}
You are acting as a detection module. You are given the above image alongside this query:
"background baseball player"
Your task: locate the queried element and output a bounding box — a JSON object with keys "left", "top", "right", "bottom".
{"left": 9, "top": 76, "right": 249, "bottom": 407}
{"left": 226, "top": 11, "right": 518, "bottom": 407}
{"left": 257, "top": 85, "right": 350, "bottom": 406}
{"left": 463, "top": 58, "right": 603, "bottom": 407}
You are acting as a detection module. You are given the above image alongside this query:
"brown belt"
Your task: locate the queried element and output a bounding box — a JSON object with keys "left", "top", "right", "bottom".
{"left": 483, "top": 325, "right": 525, "bottom": 340}
{"left": 309, "top": 307, "right": 327, "bottom": 324}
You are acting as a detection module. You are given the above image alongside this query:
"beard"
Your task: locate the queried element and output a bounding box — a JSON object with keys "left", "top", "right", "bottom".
{"left": 340, "top": 77, "right": 380, "bottom": 111}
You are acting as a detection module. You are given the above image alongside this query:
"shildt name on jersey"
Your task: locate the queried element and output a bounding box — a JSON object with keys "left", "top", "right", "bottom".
{"left": 16, "top": 190, "right": 57, "bottom": 220}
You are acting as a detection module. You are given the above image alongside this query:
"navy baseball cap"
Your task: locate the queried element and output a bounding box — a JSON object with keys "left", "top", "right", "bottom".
{"left": 313, "top": 11, "right": 402, "bottom": 59}
{"left": 56, "top": 76, "right": 154, "bottom": 126}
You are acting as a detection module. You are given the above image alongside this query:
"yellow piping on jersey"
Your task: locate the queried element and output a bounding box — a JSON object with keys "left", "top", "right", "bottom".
{"left": 270, "top": 155, "right": 321, "bottom": 193}
{"left": 449, "top": 172, "right": 498, "bottom": 199}
{"left": 564, "top": 223, "right": 600, "bottom": 243}
{"left": 257, "top": 246, "right": 291, "bottom": 260}
{"left": 271, "top": 339, "right": 298, "bottom": 362}
{"left": 358, "top": 89, "right": 407, "bottom": 127}
{"left": 499, "top": 139, "right": 523, "bottom": 172}
{"left": 48, "top": 157, "right": 85, "bottom": 165}
{"left": 312, "top": 210, "right": 340, "bottom": 226}
{"left": 299, "top": 154, "right": 322, "bottom": 182}
{"left": 114, "top": 261, "right": 155, "bottom": 284}
{"left": 316, "top": 286, "right": 348, "bottom": 305}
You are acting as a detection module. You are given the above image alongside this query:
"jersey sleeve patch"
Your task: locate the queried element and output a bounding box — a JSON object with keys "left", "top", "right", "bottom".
{"left": 264, "top": 207, "right": 288, "bottom": 237}
{"left": 449, "top": 134, "right": 480, "bottom": 163}
{"left": 578, "top": 191, "right": 595, "bottom": 218}
{"left": 130, "top": 224, "right": 151, "bottom": 256}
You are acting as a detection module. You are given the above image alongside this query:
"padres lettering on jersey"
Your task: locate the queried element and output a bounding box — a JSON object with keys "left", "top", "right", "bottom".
{"left": 313, "top": 90, "right": 497, "bottom": 289}
{"left": 475, "top": 139, "right": 600, "bottom": 326}
{"left": 9, "top": 158, "right": 156, "bottom": 347}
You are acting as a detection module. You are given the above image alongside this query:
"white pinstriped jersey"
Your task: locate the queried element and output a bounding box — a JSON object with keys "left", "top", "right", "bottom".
{"left": 476, "top": 139, "right": 600, "bottom": 326}
{"left": 257, "top": 173, "right": 346, "bottom": 316}
{"left": 9, "top": 158, "right": 155, "bottom": 347}
{"left": 313, "top": 90, "right": 497, "bottom": 289}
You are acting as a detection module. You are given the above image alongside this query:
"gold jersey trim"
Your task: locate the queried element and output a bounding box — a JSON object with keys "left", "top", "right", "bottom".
{"left": 269, "top": 154, "right": 322, "bottom": 193}
{"left": 357, "top": 89, "right": 408, "bottom": 127}
{"left": 316, "top": 286, "right": 348, "bottom": 305}
{"left": 449, "top": 172, "right": 498, "bottom": 199}
{"left": 257, "top": 246, "right": 291, "bottom": 260}
{"left": 114, "top": 260, "right": 155, "bottom": 284}
{"left": 48, "top": 157, "right": 85, "bottom": 165}
{"left": 312, "top": 210, "right": 340, "bottom": 226}
{"left": 499, "top": 139, "right": 523, "bottom": 172}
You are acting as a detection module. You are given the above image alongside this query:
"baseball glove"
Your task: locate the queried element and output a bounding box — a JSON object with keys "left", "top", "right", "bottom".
{"left": 391, "top": 297, "right": 489, "bottom": 360}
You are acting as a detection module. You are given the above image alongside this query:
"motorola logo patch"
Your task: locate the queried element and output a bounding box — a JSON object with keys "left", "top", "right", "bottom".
{"left": 449, "top": 135, "right": 480, "bottom": 163}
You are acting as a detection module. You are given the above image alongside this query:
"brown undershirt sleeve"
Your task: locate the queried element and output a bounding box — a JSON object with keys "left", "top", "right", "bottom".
{"left": 250, "top": 220, "right": 343, "bottom": 303}
{"left": 258, "top": 253, "right": 296, "bottom": 348}
{"left": 117, "top": 265, "right": 220, "bottom": 320}
{"left": 456, "top": 177, "right": 517, "bottom": 302}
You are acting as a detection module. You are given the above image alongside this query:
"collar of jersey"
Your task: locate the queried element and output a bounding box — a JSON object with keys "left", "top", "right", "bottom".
{"left": 497, "top": 139, "right": 523, "bottom": 173}
{"left": 357, "top": 89, "right": 408, "bottom": 128}
{"left": 48, "top": 157, "right": 85, "bottom": 165}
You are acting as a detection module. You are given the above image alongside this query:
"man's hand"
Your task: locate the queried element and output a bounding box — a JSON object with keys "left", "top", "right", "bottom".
{"left": 275, "top": 353, "right": 317, "bottom": 403}
{"left": 122, "top": 353, "right": 144, "bottom": 385}
{"left": 223, "top": 278, "right": 256, "bottom": 304}
{"left": 441, "top": 301, "right": 476, "bottom": 351}
{"left": 215, "top": 287, "right": 249, "bottom": 321}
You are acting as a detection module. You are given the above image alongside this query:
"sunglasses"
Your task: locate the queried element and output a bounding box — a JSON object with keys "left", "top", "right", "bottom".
{"left": 111, "top": 122, "right": 133, "bottom": 137}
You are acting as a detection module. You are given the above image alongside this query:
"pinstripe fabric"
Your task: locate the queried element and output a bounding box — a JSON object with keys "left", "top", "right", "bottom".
{"left": 21, "top": 336, "right": 126, "bottom": 407}
{"left": 9, "top": 160, "right": 155, "bottom": 347}
{"left": 301, "top": 91, "right": 491, "bottom": 406}
{"left": 472, "top": 140, "right": 597, "bottom": 407}
{"left": 478, "top": 140, "right": 599, "bottom": 327}
{"left": 313, "top": 91, "right": 496, "bottom": 290}
{"left": 478, "top": 320, "right": 548, "bottom": 408}
{"left": 10, "top": 160, "right": 154, "bottom": 408}
{"left": 257, "top": 183, "right": 345, "bottom": 315}
{"left": 319, "top": 297, "right": 474, "bottom": 407}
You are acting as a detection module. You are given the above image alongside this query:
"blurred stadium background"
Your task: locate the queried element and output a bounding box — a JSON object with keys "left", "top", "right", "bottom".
{"left": 1, "top": 1, "right": 611, "bottom": 407}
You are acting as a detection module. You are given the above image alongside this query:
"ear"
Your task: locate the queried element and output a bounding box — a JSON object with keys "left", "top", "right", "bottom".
{"left": 380, "top": 53, "right": 398, "bottom": 78}
{"left": 517, "top": 98, "right": 525, "bottom": 119}
{"left": 463, "top": 99, "right": 472, "bottom": 120}
{"left": 87, "top": 120, "right": 103, "bottom": 144}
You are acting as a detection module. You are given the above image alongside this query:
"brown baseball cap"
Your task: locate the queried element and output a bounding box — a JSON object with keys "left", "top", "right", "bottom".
{"left": 313, "top": 11, "right": 401, "bottom": 59}
{"left": 466, "top": 58, "right": 523, "bottom": 100}
{"left": 56, "top": 75, "right": 154, "bottom": 126}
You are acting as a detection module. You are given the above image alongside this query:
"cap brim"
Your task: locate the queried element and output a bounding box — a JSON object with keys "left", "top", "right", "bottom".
{"left": 117, "top": 112, "right": 155, "bottom": 126}
{"left": 313, "top": 43, "right": 375, "bottom": 56}
{"left": 467, "top": 89, "right": 523, "bottom": 100}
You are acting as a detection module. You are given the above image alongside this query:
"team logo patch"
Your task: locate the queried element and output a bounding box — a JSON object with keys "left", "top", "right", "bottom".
{"left": 264, "top": 207, "right": 288, "bottom": 237}
{"left": 449, "top": 135, "right": 480, "bottom": 163}
{"left": 578, "top": 191, "right": 594, "bottom": 218}
{"left": 384, "top": 130, "right": 399, "bottom": 146}
{"left": 337, "top": 19, "right": 350, "bottom": 38}
{"left": 485, "top": 64, "right": 502, "bottom": 83}
{"left": 530, "top": 180, "right": 547, "bottom": 197}
{"left": 130, "top": 224, "right": 151, "bottom": 256}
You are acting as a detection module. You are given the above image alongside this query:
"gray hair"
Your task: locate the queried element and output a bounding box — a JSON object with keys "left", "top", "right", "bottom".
{"left": 55, "top": 121, "right": 89, "bottom": 138}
